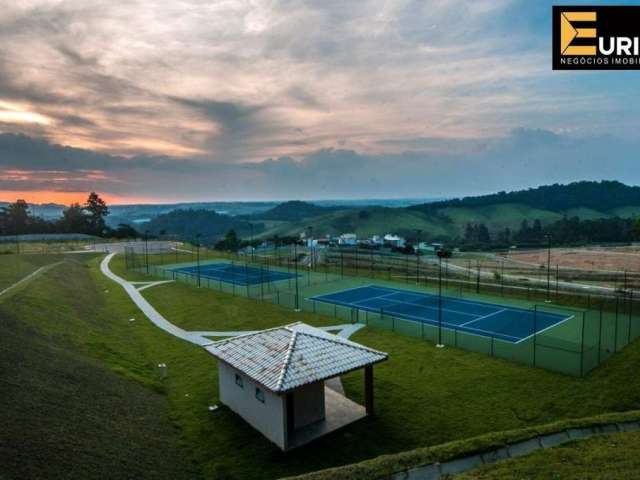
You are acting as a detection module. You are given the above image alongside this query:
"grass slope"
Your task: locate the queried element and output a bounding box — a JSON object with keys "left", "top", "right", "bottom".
{"left": 438, "top": 203, "right": 563, "bottom": 233}
{"left": 457, "top": 430, "right": 640, "bottom": 479}
{"left": 262, "top": 206, "right": 454, "bottom": 239}
{"left": 0, "top": 253, "right": 67, "bottom": 291}
{"left": 112, "top": 253, "right": 640, "bottom": 478}
{"left": 5, "top": 253, "right": 640, "bottom": 479}
{"left": 0, "top": 257, "right": 197, "bottom": 480}
{"left": 260, "top": 202, "right": 640, "bottom": 241}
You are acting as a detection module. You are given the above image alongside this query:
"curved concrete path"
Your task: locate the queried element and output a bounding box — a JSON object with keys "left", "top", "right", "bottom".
{"left": 100, "top": 253, "right": 364, "bottom": 348}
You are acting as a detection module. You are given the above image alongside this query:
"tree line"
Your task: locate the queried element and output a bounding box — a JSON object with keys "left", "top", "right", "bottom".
{"left": 0, "top": 193, "right": 138, "bottom": 238}
{"left": 412, "top": 180, "right": 640, "bottom": 213}
{"left": 463, "top": 216, "right": 640, "bottom": 248}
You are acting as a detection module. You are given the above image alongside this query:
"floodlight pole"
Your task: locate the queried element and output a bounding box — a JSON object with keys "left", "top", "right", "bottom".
{"left": 436, "top": 252, "right": 445, "bottom": 348}
{"left": 144, "top": 230, "right": 149, "bottom": 274}
{"left": 249, "top": 223, "right": 254, "bottom": 262}
{"left": 308, "top": 226, "right": 314, "bottom": 270}
{"left": 14, "top": 224, "right": 20, "bottom": 255}
{"left": 196, "top": 234, "right": 201, "bottom": 287}
{"left": 294, "top": 241, "right": 300, "bottom": 311}
{"left": 416, "top": 229, "right": 422, "bottom": 285}
{"left": 545, "top": 234, "right": 552, "bottom": 303}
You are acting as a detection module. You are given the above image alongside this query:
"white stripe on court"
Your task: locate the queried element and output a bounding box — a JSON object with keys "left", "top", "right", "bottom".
{"left": 352, "top": 291, "right": 478, "bottom": 318}
{"left": 458, "top": 308, "right": 507, "bottom": 327}
{"left": 514, "top": 314, "right": 576, "bottom": 344}
{"left": 311, "top": 284, "right": 560, "bottom": 342}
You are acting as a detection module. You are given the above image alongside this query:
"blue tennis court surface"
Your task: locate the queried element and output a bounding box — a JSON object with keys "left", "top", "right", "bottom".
{"left": 311, "top": 285, "right": 572, "bottom": 343}
{"left": 172, "top": 263, "right": 297, "bottom": 286}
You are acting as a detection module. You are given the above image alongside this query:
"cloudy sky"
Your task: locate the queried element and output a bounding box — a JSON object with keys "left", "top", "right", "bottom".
{"left": 0, "top": 0, "right": 638, "bottom": 204}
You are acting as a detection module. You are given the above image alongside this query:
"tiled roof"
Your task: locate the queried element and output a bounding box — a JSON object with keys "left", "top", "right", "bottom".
{"left": 205, "top": 323, "right": 388, "bottom": 393}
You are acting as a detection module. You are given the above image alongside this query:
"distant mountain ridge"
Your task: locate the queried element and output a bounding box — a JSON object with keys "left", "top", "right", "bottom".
{"left": 256, "top": 181, "right": 640, "bottom": 241}
{"left": 409, "top": 181, "right": 640, "bottom": 212}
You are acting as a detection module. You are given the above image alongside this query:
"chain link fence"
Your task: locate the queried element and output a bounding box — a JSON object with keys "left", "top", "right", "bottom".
{"left": 124, "top": 244, "right": 639, "bottom": 377}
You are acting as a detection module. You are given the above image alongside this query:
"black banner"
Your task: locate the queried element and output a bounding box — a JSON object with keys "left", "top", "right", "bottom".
{"left": 553, "top": 5, "right": 640, "bottom": 70}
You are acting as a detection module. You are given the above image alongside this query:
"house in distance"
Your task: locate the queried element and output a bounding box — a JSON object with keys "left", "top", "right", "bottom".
{"left": 205, "top": 322, "right": 388, "bottom": 450}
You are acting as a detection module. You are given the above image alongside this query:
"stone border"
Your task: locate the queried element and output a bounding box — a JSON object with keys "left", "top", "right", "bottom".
{"left": 390, "top": 421, "right": 640, "bottom": 480}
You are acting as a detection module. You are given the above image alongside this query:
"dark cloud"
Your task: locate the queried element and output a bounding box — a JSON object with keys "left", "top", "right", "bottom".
{"left": 0, "top": 133, "right": 199, "bottom": 173}
{"left": 1, "top": 129, "right": 639, "bottom": 200}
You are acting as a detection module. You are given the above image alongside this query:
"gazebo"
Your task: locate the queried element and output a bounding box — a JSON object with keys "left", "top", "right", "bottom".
{"left": 205, "top": 322, "right": 388, "bottom": 450}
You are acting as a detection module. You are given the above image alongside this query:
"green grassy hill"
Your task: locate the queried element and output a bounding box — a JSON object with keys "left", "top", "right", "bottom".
{"left": 260, "top": 206, "right": 456, "bottom": 239}
{"left": 4, "top": 252, "right": 640, "bottom": 479}
{"left": 249, "top": 181, "right": 640, "bottom": 241}
{"left": 0, "top": 256, "right": 197, "bottom": 480}
{"left": 259, "top": 202, "right": 640, "bottom": 241}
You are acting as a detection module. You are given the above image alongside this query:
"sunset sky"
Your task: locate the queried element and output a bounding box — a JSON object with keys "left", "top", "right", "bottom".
{"left": 1, "top": 0, "right": 639, "bottom": 205}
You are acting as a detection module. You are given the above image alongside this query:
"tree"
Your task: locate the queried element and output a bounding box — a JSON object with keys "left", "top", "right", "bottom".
{"left": 111, "top": 223, "right": 140, "bottom": 239}
{"left": 215, "top": 229, "right": 240, "bottom": 251}
{"left": 84, "top": 192, "right": 109, "bottom": 235}
{"left": 59, "top": 203, "right": 90, "bottom": 233}
{"left": 1, "top": 200, "right": 30, "bottom": 234}
{"left": 464, "top": 223, "right": 474, "bottom": 243}
{"left": 477, "top": 224, "right": 491, "bottom": 244}
{"left": 633, "top": 218, "right": 640, "bottom": 241}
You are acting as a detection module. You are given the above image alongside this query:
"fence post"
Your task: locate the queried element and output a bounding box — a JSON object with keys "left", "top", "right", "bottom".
{"left": 628, "top": 291, "right": 634, "bottom": 344}
{"left": 598, "top": 304, "right": 603, "bottom": 364}
{"left": 614, "top": 296, "right": 619, "bottom": 352}
{"left": 533, "top": 305, "right": 538, "bottom": 367}
{"left": 580, "top": 312, "right": 586, "bottom": 377}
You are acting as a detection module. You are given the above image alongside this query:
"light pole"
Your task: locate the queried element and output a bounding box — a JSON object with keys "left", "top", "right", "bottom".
{"left": 294, "top": 241, "right": 300, "bottom": 311}
{"left": 249, "top": 223, "right": 254, "bottom": 262}
{"left": 308, "top": 226, "right": 314, "bottom": 270}
{"left": 545, "top": 234, "right": 552, "bottom": 303}
{"left": 436, "top": 250, "right": 445, "bottom": 348}
{"left": 196, "top": 234, "right": 201, "bottom": 288}
{"left": 415, "top": 229, "right": 422, "bottom": 285}
{"left": 144, "top": 230, "right": 149, "bottom": 274}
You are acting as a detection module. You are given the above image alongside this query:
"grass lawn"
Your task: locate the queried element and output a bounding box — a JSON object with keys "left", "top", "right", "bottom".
{"left": 0, "top": 253, "right": 69, "bottom": 292}
{"left": 456, "top": 430, "right": 640, "bottom": 479}
{"left": 4, "top": 252, "right": 640, "bottom": 479}
{"left": 0, "top": 256, "right": 197, "bottom": 480}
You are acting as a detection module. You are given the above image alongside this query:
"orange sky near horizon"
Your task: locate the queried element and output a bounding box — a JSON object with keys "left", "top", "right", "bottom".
{"left": 0, "top": 190, "right": 156, "bottom": 206}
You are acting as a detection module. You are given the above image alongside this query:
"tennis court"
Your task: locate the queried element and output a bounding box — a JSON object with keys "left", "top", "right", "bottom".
{"left": 311, "top": 285, "right": 573, "bottom": 343}
{"left": 172, "top": 262, "right": 298, "bottom": 286}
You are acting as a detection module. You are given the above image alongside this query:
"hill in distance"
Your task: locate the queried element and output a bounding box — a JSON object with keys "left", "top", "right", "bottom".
{"left": 245, "top": 200, "right": 345, "bottom": 222}
{"left": 255, "top": 181, "right": 640, "bottom": 241}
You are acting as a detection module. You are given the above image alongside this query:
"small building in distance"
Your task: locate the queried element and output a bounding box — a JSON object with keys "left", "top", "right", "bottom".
{"left": 205, "top": 322, "right": 388, "bottom": 451}
{"left": 338, "top": 233, "right": 358, "bottom": 246}
{"left": 383, "top": 234, "right": 406, "bottom": 248}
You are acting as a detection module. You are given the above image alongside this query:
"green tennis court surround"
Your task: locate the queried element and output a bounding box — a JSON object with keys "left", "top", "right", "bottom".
{"left": 125, "top": 245, "right": 639, "bottom": 377}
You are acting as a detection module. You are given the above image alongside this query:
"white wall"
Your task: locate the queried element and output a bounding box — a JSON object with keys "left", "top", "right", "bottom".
{"left": 218, "top": 362, "right": 287, "bottom": 449}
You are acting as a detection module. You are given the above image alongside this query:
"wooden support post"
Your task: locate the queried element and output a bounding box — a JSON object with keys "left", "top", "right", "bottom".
{"left": 365, "top": 365, "right": 374, "bottom": 415}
